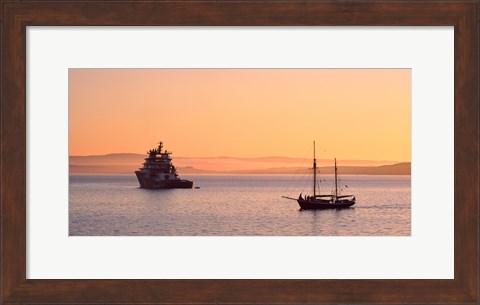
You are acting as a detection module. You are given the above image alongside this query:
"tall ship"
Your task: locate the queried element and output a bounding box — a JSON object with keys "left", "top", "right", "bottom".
{"left": 283, "top": 141, "right": 356, "bottom": 209}
{"left": 135, "top": 141, "right": 193, "bottom": 189}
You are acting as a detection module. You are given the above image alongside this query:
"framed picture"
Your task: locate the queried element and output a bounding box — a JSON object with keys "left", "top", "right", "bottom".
{"left": 1, "top": 1, "right": 478, "bottom": 304}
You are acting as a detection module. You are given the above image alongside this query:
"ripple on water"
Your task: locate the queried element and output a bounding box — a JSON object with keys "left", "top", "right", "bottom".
{"left": 69, "top": 174, "right": 411, "bottom": 236}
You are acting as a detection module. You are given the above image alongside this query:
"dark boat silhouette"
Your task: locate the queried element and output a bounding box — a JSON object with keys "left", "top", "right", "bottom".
{"left": 283, "top": 141, "right": 356, "bottom": 209}
{"left": 135, "top": 141, "right": 193, "bottom": 189}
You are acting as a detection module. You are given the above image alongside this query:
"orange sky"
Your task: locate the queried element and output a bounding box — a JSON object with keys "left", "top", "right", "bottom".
{"left": 69, "top": 69, "right": 411, "bottom": 161}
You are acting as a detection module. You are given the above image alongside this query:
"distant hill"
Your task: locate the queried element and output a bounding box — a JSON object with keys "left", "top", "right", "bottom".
{"left": 222, "top": 163, "right": 411, "bottom": 175}
{"left": 69, "top": 153, "right": 410, "bottom": 175}
{"left": 69, "top": 153, "right": 143, "bottom": 165}
{"left": 69, "top": 153, "right": 400, "bottom": 167}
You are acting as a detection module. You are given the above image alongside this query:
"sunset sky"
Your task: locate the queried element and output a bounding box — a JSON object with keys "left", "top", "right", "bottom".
{"left": 69, "top": 69, "right": 411, "bottom": 161}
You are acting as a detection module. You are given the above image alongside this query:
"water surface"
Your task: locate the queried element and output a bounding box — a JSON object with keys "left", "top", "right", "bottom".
{"left": 69, "top": 174, "right": 410, "bottom": 236}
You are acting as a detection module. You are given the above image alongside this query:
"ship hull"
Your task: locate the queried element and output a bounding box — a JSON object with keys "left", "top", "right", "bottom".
{"left": 135, "top": 171, "right": 193, "bottom": 189}
{"left": 297, "top": 199, "right": 355, "bottom": 210}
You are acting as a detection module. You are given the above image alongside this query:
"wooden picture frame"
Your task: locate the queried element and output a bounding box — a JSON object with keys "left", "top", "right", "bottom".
{"left": 1, "top": 1, "right": 478, "bottom": 304}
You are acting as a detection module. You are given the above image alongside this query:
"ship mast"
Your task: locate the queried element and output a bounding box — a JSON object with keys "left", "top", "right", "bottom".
{"left": 334, "top": 158, "right": 338, "bottom": 200}
{"left": 313, "top": 141, "right": 316, "bottom": 198}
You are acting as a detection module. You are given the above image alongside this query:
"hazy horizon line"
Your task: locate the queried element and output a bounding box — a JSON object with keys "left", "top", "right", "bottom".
{"left": 69, "top": 152, "right": 410, "bottom": 163}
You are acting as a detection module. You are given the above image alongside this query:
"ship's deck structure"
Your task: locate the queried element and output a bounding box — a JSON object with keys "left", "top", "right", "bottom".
{"left": 135, "top": 142, "right": 193, "bottom": 189}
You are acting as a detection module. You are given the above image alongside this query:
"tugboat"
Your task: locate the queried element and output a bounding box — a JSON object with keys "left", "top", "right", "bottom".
{"left": 283, "top": 141, "right": 355, "bottom": 209}
{"left": 135, "top": 141, "right": 193, "bottom": 189}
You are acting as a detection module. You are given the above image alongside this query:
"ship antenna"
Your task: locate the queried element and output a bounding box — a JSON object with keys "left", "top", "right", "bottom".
{"left": 158, "top": 141, "right": 163, "bottom": 153}
{"left": 313, "top": 141, "right": 316, "bottom": 198}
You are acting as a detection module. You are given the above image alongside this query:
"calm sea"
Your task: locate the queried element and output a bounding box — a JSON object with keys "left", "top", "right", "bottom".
{"left": 69, "top": 174, "right": 410, "bottom": 236}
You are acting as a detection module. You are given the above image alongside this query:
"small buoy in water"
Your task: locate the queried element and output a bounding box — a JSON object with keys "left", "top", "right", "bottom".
{"left": 195, "top": 186, "right": 200, "bottom": 189}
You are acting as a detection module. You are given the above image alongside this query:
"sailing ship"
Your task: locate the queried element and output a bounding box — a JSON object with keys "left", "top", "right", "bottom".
{"left": 283, "top": 141, "right": 356, "bottom": 209}
{"left": 135, "top": 141, "right": 193, "bottom": 189}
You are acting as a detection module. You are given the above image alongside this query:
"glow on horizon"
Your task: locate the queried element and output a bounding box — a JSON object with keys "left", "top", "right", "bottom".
{"left": 69, "top": 69, "right": 411, "bottom": 161}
